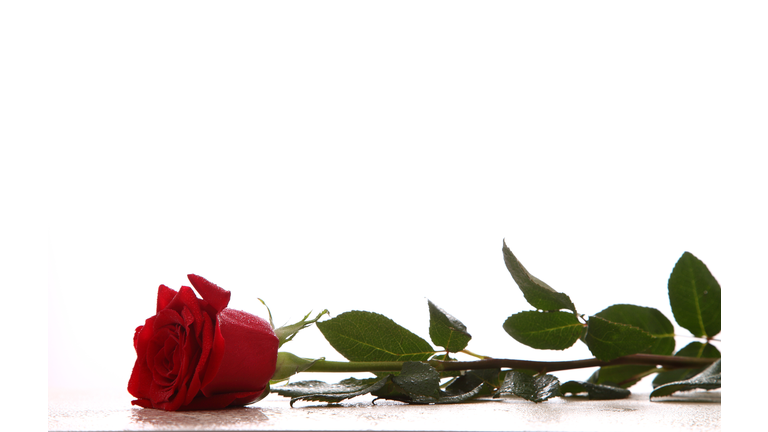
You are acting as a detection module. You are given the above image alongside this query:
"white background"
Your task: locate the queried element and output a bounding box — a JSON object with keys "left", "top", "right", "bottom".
{"left": 2, "top": 0, "right": 765, "bottom": 425}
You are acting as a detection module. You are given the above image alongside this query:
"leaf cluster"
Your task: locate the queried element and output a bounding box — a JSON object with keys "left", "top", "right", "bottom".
{"left": 272, "top": 241, "right": 721, "bottom": 405}
{"left": 501, "top": 241, "right": 721, "bottom": 397}
{"left": 276, "top": 362, "right": 499, "bottom": 406}
{"left": 274, "top": 306, "right": 564, "bottom": 404}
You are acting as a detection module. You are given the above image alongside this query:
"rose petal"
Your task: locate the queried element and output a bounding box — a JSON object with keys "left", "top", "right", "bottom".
{"left": 180, "top": 322, "right": 202, "bottom": 406}
{"left": 178, "top": 389, "right": 266, "bottom": 411}
{"left": 152, "top": 336, "right": 178, "bottom": 386}
{"left": 157, "top": 284, "right": 178, "bottom": 313}
{"left": 128, "top": 317, "right": 157, "bottom": 400}
{"left": 201, "top": 309, "right": 277, "bottom": 395}
{"left": 165, "top": 286, "right": 204, "bottom": 327}
{"left": 181, "top": 306, "right": 195, "bottom": 327}
{"left": 130, "top": 398, "right": 153, "bottom": 408}
{"left": 152, "top": 381, "right": 187, "bottom": 411}
{"left": 133, "top": 325, "right": 143, "bottom": 350}
{"left": 200, "top": 313, "right": 225, "bottom": 392}
{"left": 152, "top": 308, "right": 183, "bottom": 330}
{"left": 187, "top": 274, "right": 231, "bottom": 312}
{"left": 146, "top": 327, "right": 177, "bottom": 384}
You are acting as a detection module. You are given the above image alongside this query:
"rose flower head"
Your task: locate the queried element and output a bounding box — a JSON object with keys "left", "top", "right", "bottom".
{"left": 128, "top": 274, "right": 278, "bottom": 410}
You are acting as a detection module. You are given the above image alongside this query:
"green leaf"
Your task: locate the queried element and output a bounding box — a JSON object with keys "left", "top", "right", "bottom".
{"left": 391, "top": 361, "right": 441, "bottom": 402}
{"left": 586, "top": 304, "right": 676, "bottom": 386}
{"left": 428, "top": 300, "right": 472, "bottom": 352}
{"left": 273, "top": 376, "right": 390, "bottom": 406}
{"left": 595, "top": 304, "right": 675, "bottom": 355}
{"left": 274, "top": 366, "right": 487, "bottom": 406}
{"left": 653, "top": 342, "right": 721, "bottom": 388}
{"left": 587, "top": 365, "right": 657, "bottom": 389}
{"left": 433, "top": 383, "right": 485, "bottom": 404}
{"left": 444, "top": 369, "right": 505, "bottom": 399}
{"left": 668, "top": 252, "right": 721, "bottom": 338}
{"left": 584, "top": 316, "right": 654, "bottom": 361}
{"left": 373, "top": 363, "right": 488, "bottom": 405}
{"left": 503, "top": 311, "right": 583, "bottom": 350}
{"left": 561, "top": 381, "right": 631, "bottom": 400}
{"left": 651, "top": 359, "right": 721, "bottom": 399}
{"left": 317, "top": 311, "right": 435, "bottom": 362}
{"left": 502, "top": 240, "right": 576, "bottom": 312}
{"left": 496, "top": 371, "right": 561, "bottom": 402}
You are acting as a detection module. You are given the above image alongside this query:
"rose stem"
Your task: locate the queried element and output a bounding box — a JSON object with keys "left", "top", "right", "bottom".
{"left": 303, "top": 354, "right": 716, "bottom": 374}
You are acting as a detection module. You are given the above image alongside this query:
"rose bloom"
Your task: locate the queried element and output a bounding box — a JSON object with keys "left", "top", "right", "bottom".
{"left": 128, "top": 274, "right": 278, "bottom": 410}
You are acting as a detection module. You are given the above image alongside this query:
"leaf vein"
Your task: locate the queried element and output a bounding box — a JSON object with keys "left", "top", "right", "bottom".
{"left": 687, "top": 265, "right": 706, "bottom": 336}
{"left": 334, "top": 333, "right": 434, "bottom": 359}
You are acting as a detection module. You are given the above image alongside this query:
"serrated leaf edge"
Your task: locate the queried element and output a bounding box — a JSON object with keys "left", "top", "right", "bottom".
{"left": 282, "top": 377, "right": 391, "bottom": 406}
{"left": 650, "top": 359, "right": 721, "bottom": 400}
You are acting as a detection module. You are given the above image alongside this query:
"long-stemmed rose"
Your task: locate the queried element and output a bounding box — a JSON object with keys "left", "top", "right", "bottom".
{"left": 128, "top": 274, "right": 278, "bottom": 411}
{"left": 128, "top": 243, "right": 721, "bottom": 408}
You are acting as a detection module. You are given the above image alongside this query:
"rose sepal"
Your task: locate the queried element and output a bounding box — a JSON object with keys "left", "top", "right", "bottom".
{"left": 259, "top": 299, "right": 329, "bottom": 348}
{"left": 271, "top": 352, "right": 324, "bottom": 383}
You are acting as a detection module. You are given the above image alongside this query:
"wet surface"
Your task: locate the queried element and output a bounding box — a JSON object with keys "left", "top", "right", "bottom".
{"left": 49, "top": 388, "right": 720, "bottom": 431}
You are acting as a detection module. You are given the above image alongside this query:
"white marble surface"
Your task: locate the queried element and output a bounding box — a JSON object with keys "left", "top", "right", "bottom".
{"left": 49, "top": 387, "right": 720, "bottom": 432}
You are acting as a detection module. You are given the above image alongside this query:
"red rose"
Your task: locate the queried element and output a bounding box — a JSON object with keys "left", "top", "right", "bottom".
{"left": 128, "top": 274, "right": 278, "bottom": 411}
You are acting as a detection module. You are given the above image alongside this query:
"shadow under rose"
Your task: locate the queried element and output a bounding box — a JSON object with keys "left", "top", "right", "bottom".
{"left": 130, "top": 406, "right": 269, "bottom": 429}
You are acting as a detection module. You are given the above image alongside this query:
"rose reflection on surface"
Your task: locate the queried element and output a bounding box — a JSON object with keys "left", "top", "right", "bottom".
{"left": 130, "top": 406, "right": 269, "bottom": 429}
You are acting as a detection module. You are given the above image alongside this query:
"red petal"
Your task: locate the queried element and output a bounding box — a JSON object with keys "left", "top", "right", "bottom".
{"left": 177, "top": 389, "right": 266, "bottom": 410}
{"left": 130, "top": 399, "right": 153, "bottom": 408}
{"left": 201, "top": 309, "right": 277, "bottom": 396}
{"left": 128, "top": 317, "right": 156, "bottom": 400}
{"left": 187, "top": 274, "right": 231, "bottom": 312}
{"left": 165, "top": 286, "right": 204, "bottom": 326}
{"left": 157, "top": 284, "right": 178, "bottom": 313}
{"left": 133, "top": 325, "right": 143, "bottom": 350}
{"left": 152, "top": 308, "right": 184, "bottom": 329}
{"left": 200, "top": 314, "right": 225, "bottom": 392}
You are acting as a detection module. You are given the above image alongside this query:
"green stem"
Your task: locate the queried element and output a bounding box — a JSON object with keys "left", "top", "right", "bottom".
{"left": 459, "top": 349, "right": 490, "bottom": 360}
{"left": 303, "top": 354, "right": 716, "bottom": 374}
{"left": 305, "top": 359, "right": 407, "bottom": 373}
